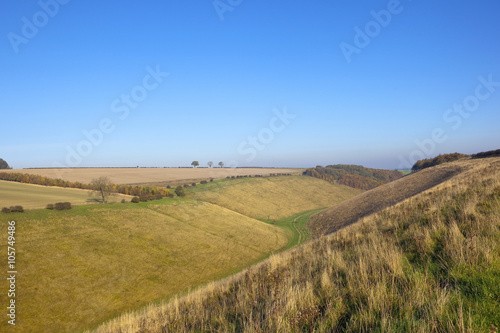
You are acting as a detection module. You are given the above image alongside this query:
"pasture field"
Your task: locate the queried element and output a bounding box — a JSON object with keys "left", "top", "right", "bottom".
{"left": 187, "top": 175, "right": 362, "bottom": 220}
{"left": 0, "top": 199, "right": 287, "bottom": 332}
{"left": 2, "top": 167, "right": 302, "bottom": 185}
{"left": 0, "top": 180, "right": 130, "bottom": 209}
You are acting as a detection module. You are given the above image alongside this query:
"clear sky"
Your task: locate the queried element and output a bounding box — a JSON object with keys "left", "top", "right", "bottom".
{"left": 1, "top": 0, "right": 499, "bottom": 170}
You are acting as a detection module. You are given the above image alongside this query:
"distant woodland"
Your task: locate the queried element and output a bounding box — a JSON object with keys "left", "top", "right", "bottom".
{"left": 303, "top": 165, "right": 403, "bottom": 190}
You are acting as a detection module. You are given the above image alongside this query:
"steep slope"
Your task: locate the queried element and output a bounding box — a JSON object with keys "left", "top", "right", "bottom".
{"left": 308, "top": 160, "right": 468, "bottom": 237}
{"left": 90, "top": 157, "right": 500, "bottom": 333}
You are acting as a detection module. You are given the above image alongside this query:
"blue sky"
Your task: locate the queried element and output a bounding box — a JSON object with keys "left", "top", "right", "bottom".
{"left": 1, "top": 0, "right": 499, "bottom": 169}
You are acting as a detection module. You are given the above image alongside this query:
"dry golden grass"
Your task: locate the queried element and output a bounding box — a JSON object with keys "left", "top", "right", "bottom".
{"left": 308, "top": 159, "right": 467, "bottom": 237}
{"left": 2, "top": 168, "right": 301, "bottom": 185}
{"left": 91, "top": 157, "right": 500, "bottom": 332}
{"left": 189, "top": 175, "right": 362, "bottom": 220}
{"left": 0, "top": 180, "right": 130, "bottom": 209}
{"left": 0, "top": 200, "right": 287, "bottom": 332}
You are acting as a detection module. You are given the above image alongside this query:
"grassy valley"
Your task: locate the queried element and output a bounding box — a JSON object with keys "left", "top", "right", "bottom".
{"left": 0, "top": 174, "right": 361, "bottom": 332}
{"left": 90, "top": 157, "right": 500, "bottom": 332}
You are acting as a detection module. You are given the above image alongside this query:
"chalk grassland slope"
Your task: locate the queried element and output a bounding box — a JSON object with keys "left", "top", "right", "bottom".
{"left": 0, "top": 200, "right": 287, "bottom": 333}
{"left": 2, "top": 167, "right": 301, "bottom": 185}
{"left": 308, "top": 160, "right": 468, "bottom": 237}
{"left": 188, "top": 176, "right": 362, "bottom": 220}
{"left": 91, "top": 158, "right": 500, "bottom": 332}
{"left": 0, "top": 180, "right": 130, "bottom": 209}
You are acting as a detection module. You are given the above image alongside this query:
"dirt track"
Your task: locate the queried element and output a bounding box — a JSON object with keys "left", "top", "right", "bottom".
{"left": 308, "top": 161, "right": 469, "bottom": 238}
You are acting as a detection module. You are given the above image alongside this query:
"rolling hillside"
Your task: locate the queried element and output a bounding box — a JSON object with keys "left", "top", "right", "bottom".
{"left": 188, "top": 175, "right": 362, "bottom": 220}
{"left": 90, "top": 157, "right": 500, "bottom": 332}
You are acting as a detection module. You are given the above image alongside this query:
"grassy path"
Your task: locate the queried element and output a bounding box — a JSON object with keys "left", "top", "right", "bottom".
{"left": 262, "top": 207, "right": 325, "bottom": 250}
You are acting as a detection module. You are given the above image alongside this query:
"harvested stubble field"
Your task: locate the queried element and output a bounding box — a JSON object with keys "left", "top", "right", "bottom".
{"left": 0, "top": 180, "right": 130, "bottom": 209}
{"left": 3, "top": 167, "right": 301, "bottom": 185}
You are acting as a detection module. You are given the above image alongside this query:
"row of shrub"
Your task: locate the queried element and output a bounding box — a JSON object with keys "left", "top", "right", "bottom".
{"left": 225, "top": 173, "right": 293, "bottom": 180}
{"left": 46, "top": 202, "right": 72, "bottom": 210}
{"left": 2, "top": 206, "right": 24, "bottom": 213}
{"left": 129, "top": 192, "right": 175, "bottom": 203}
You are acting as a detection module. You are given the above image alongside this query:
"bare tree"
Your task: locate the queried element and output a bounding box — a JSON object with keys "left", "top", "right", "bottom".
{"left": 218, "top": 161, "right": 224, "bottom": 168}
{"left": 90, "top": 176, "right": 114, "bottom": 203}
{"left": 207, "top": 161, "right": 213, "bottom": 168}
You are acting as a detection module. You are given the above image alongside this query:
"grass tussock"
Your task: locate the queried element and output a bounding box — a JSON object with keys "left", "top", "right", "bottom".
{"left": 93, "top": 158, "right": 500, "bottom": 332}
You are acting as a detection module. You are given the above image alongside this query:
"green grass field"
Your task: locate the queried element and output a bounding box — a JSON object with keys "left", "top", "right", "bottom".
{"left": 0, "top": 180, "right": 129, "bottom": 209}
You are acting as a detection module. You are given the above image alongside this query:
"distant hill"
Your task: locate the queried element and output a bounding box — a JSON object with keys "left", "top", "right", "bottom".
{"left": 303, "top": 164, "right": 403, "bottom": 190}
